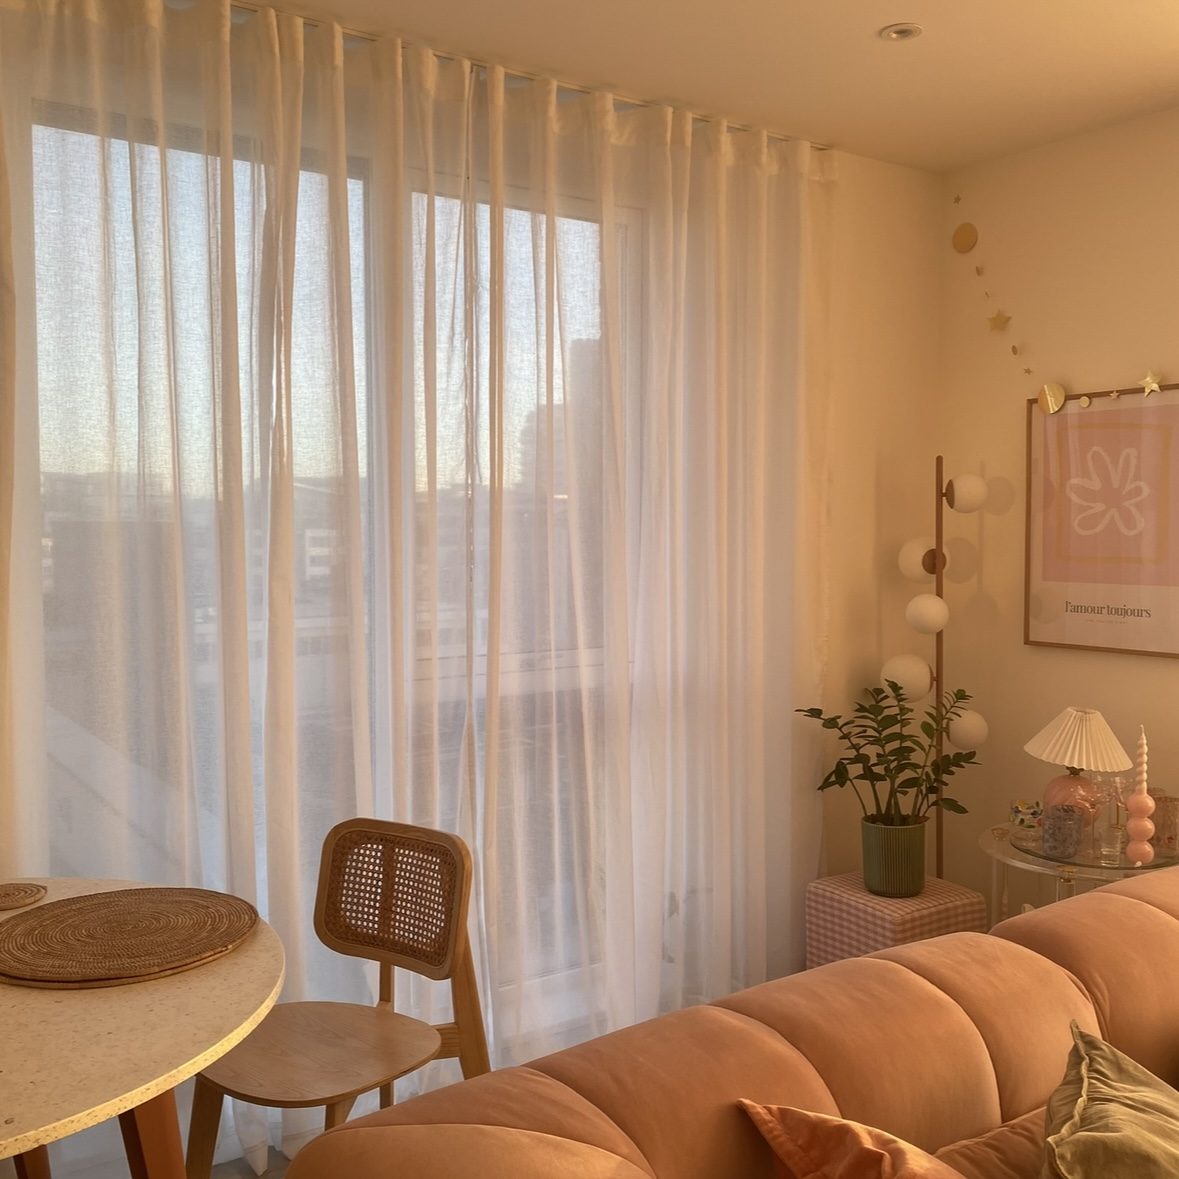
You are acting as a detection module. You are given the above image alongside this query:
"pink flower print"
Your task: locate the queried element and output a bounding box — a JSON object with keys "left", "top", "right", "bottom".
{"left": 1065, "top": 446, "right": 1149, "bottom": 537}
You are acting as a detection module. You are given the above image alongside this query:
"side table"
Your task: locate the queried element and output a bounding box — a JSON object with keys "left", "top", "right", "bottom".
{"left": 805, "top": 872, "right": 988, "bottom": 968}
{"left": 978, "top": 824, "right": 1179, "bottom": 923}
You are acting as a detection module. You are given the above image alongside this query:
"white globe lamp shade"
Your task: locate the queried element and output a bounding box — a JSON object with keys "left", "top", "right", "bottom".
{"left": 946, "top": 473, "right": 988, "bottom": 513}
{"left": 949, "top": 709, "right": 989, "bottom": 749}
{"left": 905, "top": 593, "right": 949, "bottom": 635}
{"left": 880, "top": 654, "right": 933, "bottom": 702}
{"left": 898, "top": 537, "right": 937, "bottom": 581}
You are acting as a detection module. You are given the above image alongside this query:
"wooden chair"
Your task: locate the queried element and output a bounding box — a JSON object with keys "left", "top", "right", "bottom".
{"left": 185, "top": 819, "right": 490, "bottom": 1179}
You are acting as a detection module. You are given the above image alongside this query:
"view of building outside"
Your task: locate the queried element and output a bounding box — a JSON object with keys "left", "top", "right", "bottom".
{"left": 34, "top": 117, "right": 615, "bottom": 1007}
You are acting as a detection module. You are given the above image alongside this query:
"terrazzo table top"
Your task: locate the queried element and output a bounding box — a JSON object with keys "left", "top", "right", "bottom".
{"left": 0, "top": 877, "right": 284, "bottom": 1160}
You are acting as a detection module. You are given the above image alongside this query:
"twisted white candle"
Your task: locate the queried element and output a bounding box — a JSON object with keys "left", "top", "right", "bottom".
{"left": 1128, "top": 726, "right": 1155, "bottom": 865}
{"left": 1136, "top": 726, "right": 1149, "bottom": 795}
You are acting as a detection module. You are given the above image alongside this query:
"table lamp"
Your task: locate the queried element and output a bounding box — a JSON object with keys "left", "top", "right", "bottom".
{"left": 1023, "top": 707, "right": 1131, "bottom": 822}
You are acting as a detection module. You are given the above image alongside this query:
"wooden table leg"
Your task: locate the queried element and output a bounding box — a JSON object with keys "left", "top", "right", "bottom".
{"left": 14, "top": 1146, "right": 52, "bottom": 1179}
{"left": 185, "top": 1074, "right": 225, "bottom": 1179}
{"left": 118, "top": 1090, "right": 186, "bottom": 1179}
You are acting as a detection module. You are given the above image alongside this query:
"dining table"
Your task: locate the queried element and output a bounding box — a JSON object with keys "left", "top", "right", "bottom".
{"left": 0, "top": 877, "right": 284, "bottom": 1179}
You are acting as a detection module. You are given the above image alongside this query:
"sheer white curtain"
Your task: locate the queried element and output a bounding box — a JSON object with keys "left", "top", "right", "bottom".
{"left": 0, "top": 0, "right": 830, "bottom": 1170}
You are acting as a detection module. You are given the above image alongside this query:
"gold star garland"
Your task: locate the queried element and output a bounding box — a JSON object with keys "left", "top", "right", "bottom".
{"left": 952, "top": 192, "right": 1164, "bottom": 410}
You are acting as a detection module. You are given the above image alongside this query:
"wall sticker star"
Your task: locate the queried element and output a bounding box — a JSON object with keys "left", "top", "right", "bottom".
{"left": 1140, "top": 371, "right": 1161, "bottom": 397}
{"left": 1024, "top": 367, "right": 1033, "bottom": 376}
{"left": 953, "top": 194, "right": 962, "bottom": 205}
{"left": 987, "top": 309, "right": 1011, "bottom": 331}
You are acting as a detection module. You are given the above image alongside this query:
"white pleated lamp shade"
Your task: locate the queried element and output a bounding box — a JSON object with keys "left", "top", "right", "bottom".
{"left": 1023, "top": 707, "right": 1132, "bottom": 771}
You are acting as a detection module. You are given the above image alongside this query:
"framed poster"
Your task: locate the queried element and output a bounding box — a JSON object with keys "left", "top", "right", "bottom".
{"left": 1025, "top": 385, "right": 1179, "bottom": 657}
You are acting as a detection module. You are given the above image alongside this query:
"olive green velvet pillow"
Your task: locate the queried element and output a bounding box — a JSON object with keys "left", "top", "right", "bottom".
{"left": 1043, "top": 1023, "right": 1179, "bottom": 1178}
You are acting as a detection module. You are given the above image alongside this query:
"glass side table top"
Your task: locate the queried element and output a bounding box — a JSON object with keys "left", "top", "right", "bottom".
{"left": 980, "top": 824, "right": 1179, "bottom": 882}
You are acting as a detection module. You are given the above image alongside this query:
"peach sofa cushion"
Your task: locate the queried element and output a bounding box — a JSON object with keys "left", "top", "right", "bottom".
{"left": 320, "top": 1066, "right": 654, "bottom": 1173}
{"left": 870, "top": 936, "right": 1097, "bottom": 1122}
{"left": 993, "top": 890, "right": 1179, "bottom": 1085}
{"left": 933, "top": 1107, "right": 1046, "bottom": 1179}
{"left": 529, "top": 1004, "right": 838, "bottom": 1179}
{"left": 738, "top": 1102, "right": 966, "bottom": 1179}
{"left": 716, "top": 954, "right": 1002, "bottom": 1151}
{"left": 292, "top": 1124, "right": 653, "bottom": 1178}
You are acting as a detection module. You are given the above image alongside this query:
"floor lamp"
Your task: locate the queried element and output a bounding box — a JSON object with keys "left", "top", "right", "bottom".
{"left": 891, "top": 455, "right": 990, "bottom": 877}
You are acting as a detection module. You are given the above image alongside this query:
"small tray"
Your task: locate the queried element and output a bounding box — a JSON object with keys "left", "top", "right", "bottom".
{"left": 0, "top": 887, "right": 258, "bottom": 989}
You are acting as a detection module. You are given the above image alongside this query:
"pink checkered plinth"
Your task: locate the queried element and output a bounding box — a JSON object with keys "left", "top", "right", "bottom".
{"left": 805, "top": 872, "right": 988, "bottom": 969}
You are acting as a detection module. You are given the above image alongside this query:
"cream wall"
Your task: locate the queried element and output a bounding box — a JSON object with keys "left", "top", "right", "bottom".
{"left": 814, "top": 106, "right": 1179, "bottom": 908}
{"left": 936, "top": 105, "right": 1179, "bottom": 905}
{"left": 817, "top": 150, "right": 944, "bottom": 874}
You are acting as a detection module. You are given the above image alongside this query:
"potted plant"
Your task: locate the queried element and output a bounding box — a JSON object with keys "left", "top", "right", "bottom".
{"left": 798, "top": 681, "right": 980, "bottom": 897}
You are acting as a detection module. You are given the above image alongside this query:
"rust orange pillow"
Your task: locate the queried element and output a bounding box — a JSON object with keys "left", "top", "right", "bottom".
{"left": 739, "top": 1100, "right": 967, "bottom": 1179}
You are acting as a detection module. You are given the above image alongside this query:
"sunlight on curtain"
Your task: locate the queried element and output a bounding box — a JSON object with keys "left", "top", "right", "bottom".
{"left": 0, "top": 20, "right": 14, "bottom": 882}
{"left": 0, "top": 0, "right": 831, "bottom": 1172}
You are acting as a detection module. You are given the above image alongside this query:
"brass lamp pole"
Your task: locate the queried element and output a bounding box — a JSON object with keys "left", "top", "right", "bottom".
{"left": 934, "top": 455, "right": 946, "bottom": 878}
{"left": 896, "top": 456, "right": 988, "bottom": 881}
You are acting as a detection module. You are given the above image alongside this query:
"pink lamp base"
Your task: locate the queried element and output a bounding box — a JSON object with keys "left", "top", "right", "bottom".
{"left": 1043, "top": 773, "right": 1099, "bottom": 826}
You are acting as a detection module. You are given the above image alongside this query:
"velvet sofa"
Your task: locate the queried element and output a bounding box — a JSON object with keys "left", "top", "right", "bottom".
{"left": 286, "top": 869, "right": 1179, "bottom": 1178}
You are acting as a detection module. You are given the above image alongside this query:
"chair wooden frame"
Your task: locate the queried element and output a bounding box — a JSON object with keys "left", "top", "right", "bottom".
{"left": 185, "top": 820, "right": 490, "bottom": 1179}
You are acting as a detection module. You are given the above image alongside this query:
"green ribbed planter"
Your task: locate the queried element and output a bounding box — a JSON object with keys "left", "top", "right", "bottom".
{"left": 861, "top": 817, "right": 926, "bottom": 898}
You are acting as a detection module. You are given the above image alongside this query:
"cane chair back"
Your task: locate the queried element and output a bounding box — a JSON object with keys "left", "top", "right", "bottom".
{"left": 314, "top": 820, "right": 470, "bottom": 981}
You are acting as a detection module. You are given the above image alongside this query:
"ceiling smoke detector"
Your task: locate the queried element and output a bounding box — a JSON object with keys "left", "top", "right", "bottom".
{"left": 878, "top": 22, "right": 923, "bottom": 42}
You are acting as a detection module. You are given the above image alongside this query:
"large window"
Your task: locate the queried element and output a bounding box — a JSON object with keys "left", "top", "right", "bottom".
{"left": 33, "top": 113, "right": 626, "bottom": 1024}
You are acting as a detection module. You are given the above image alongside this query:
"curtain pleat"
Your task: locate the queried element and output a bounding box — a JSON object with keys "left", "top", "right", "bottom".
{"left": 479, "top": 62, "right": 507, "bottom": 1027}
{"left": 320, "top": 22, "right": 374, "bottom": 823}
{"left": 258, "top": 6, "right": 304, "bottom": 992}
{"left": 203, "top": 0, "right": 256, "bottom": 901}
{"left": 0, "top": 17, "right": 15, "bottom": 877}
{"left": 371, "top": 36, "right": 409, "bottom": 824}
{"left": 0, "top": 0, "right": 831, "bottom": 1167}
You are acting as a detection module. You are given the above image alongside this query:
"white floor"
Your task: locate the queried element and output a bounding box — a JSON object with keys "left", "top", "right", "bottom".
{"left": 212, "top": 1149, "right": 290, "bottom": 1178}
{"left": 0, "top": 1147, "right": 291, "bottom": 1179}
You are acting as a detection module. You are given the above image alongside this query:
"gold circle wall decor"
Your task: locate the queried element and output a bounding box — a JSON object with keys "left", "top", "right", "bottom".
{"left": 951, "top": 223, "right": 979, "bottom": 254}
{"left": 1037, "top": 383, "right": 1067, "bottom": 415}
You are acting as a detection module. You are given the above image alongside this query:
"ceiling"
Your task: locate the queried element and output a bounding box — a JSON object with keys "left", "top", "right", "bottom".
{"left": 308, "top": 0, "right": 1179, "bottom": 172}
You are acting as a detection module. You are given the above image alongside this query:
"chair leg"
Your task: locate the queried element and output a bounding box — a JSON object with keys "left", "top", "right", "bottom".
{"left": 378, "top": 1082, "right": 394, "bottom": 1109}
{"left": 184, "top": 1075, "right": 225, "bottom": 1179}
{"left": 14, "top": 1147, "right": 52, "bottom": 1179}
{"left": 452, "top": 939, "right": 491, "bottom": 1078}
{"left": 324, "top": 1096, "right": 357, "bottom": 1131}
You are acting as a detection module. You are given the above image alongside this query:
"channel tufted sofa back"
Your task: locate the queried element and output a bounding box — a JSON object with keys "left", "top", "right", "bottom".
{"left": 286, "top": 869, "right": 1179, "bottom": 1178}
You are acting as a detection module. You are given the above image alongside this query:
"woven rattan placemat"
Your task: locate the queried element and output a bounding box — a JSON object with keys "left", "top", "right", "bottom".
{"left": 0, "top": 887, "right": 258, "bottom": 988}
{"left": 0, "top": 883, "right": 47, "bottom": 911}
